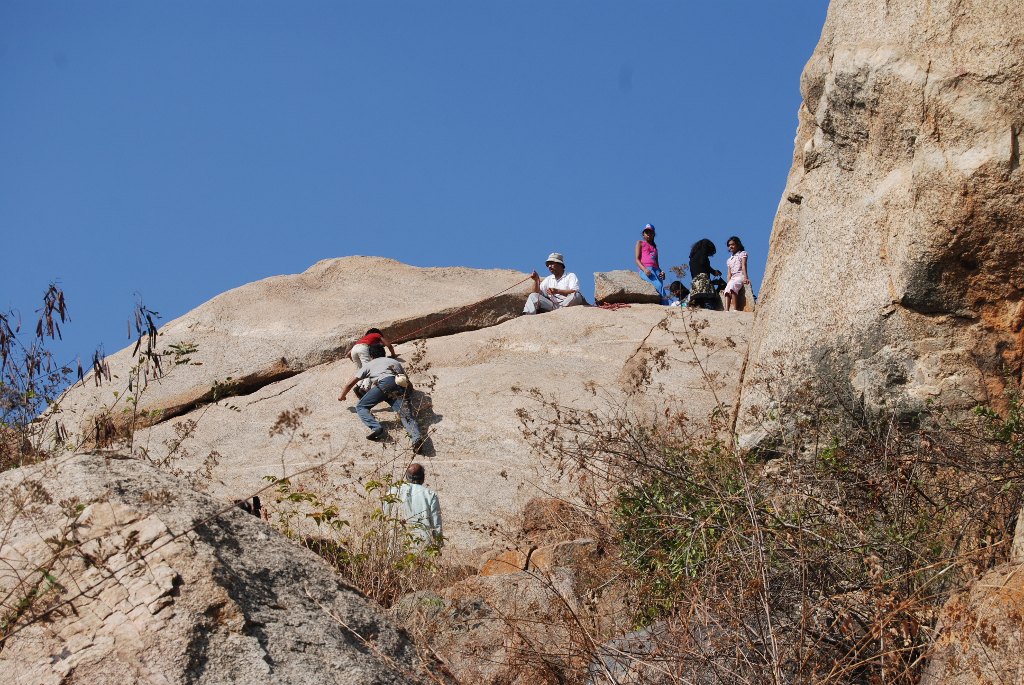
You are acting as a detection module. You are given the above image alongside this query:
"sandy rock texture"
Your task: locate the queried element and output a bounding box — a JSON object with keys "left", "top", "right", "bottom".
{"left": 921, "top": 562, "right": 1024, "bottom": 684}
{"left": 594, "top": 270, "right": 662, "bottom": 304}
{"left": 737, "top": 283, "right": 757, "bottom": 313}
{"left": 55, "top": 256, "right": 529, "bottom": 442}
{"left": 0, "top": 453, "right": 450, "bottom": 685}
{"left": 737, "top": 0, "right": 1024, "bottom": 432}
{"left": 123, "top": 302, "right": 751, "bottom": 552}
{"left": 394, "top": 569, "right": 587, "bottom": 685}
{"left": 392, "top": 496, "right": 624, "bottom": 685}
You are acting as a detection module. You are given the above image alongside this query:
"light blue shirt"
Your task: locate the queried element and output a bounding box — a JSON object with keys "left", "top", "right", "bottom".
{"left": 390, "top": 482, "right": 443, "bottom": 545}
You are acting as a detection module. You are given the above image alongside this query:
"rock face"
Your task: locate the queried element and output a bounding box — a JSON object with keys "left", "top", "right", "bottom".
{"left": 594, "top": 270, "right": 662, "bottom": 304}
{"left": 737, "top": 0, "right": 1024, "bottom": 430}
{"left": 394, "top": 503, "right": 613, "bottom": 685}
{"left": 921, "top": 562, "right": 1024, "bottom": 685}
{"left": 737, "top": 283, "right": 757, "bottom": 313}
{"left": 56, "top": 262, "right": 752, "bottom": 554}
{"left": 55, "top": 256, "right": 529, "bottom": 441}
{"left": 130, "top": 303, "right": 749, "bottom": 552}
{"left": 394, "top": 570, "right": 587, "bottom": 685}
{"left": 0, "top": 453, "right": 449, "bottom": 685}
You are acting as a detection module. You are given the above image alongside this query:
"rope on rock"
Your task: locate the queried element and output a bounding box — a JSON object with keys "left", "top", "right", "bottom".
{"left": 391, "top": 274, "right": 534, "bottom": 345}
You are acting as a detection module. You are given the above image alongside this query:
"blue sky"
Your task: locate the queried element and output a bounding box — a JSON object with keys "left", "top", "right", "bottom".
{"left": 1, "top": 1, "right": 829, "bottom": 366}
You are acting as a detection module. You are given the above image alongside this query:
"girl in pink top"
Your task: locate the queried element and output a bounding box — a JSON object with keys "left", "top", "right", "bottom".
{"left": 723, "top": 236, "right": 750, "bottom": 312}
{"left": 634, "top": 224, "right": 667, "bottom": 303}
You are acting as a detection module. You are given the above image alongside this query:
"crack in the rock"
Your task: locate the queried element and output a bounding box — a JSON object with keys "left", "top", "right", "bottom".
{"left": 132, "top": 296, "right": 526, "bottom": 431}
{"left": 245, "top": 383, "right": 300, "bottom": 407}
{"left": 623, "top": 313, "right": 667, "bottom": 369}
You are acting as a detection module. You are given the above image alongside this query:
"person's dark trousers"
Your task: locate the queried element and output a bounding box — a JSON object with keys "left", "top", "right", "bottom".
{"left": 355, "top": 376, "right": 423, "bottom": 443}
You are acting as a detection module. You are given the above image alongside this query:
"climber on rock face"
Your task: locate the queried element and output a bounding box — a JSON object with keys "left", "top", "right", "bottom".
{"left": 338, "top": 344, "right": 425, "bottom": 453}
{"left": 349, "top": 327, "right": 396, "bottom": 369}
{"left": 523, "top": 252, "right": 585, "bottom": 314}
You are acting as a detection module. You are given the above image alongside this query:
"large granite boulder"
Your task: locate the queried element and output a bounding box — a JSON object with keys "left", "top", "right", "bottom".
{"left": 594, "top": 270, "right": 662, "bottom": 304}
{"left": 0, "top": 453, "right": 450, "bottom": 684}
{"left": 737, "top": 0, "right": 1024, "bottom": 434}
{"left": 54, "top": 256, "right": 530, "bottom": 442}
{"left": 113, "top": 301, "right": 752, "bottom": 553}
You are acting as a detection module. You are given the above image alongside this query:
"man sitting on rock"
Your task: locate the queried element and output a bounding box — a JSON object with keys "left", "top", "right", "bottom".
{"left": 523, "top": 252, "right": 585, "bottom": 314}
{"left": 388, "top": 463, "right": 443, "bottom": 550}
{"left": 338, "top": 344, "right": 425, "bottom": 452}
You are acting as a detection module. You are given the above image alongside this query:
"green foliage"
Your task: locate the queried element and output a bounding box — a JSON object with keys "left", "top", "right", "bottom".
{"left": 518, "top": 363, "right": 1024, "bottom": 683}
{"left": 264, "top": 472, "right": 450, "bottom": 608}
{"left": 975, "top": 387, "right": 1024, "bottom": 461}
{"left": 612, "top": 441, "right": 745, "bottom": 617}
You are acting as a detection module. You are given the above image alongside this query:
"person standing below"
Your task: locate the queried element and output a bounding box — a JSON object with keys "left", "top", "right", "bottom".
{"left": 723, "top": 236, "right": 750, "bottom": 312}
{"left": 338, "top": 344, "right": 424, "bottom": 451}
{"left": 634, "top": 223, "right": 668, "bottom": 304}
{"left": 350, "top": 328, "right": 397, "bottom": 369}
{"left": 523, "top": 252, "right": 585, "bottom": 314}
{"left": 389, "top": 462, "right": 443, "bottom": 550}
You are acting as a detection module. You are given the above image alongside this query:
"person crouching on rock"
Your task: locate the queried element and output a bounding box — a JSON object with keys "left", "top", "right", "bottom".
{"left": 523, "top": 252, "right": 585, "bottom": 314}
{"left": 338, "top": 344, "right": 425, "bottom": 453}
{"left": 350, "top": 327, "right": 396, "bottom": 369}
{"left": 688, "top": 239, "right": 722, "bottom": 310}
{"left": 667, "top": 280, "right": 689, "bottom": 307}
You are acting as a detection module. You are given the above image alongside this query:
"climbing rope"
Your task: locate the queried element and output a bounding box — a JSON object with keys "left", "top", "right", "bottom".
{"left": 391, "top": 274, "right": 534, "bottom": 345}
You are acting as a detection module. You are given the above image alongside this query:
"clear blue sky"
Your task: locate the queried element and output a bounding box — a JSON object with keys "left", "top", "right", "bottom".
{"left": 1, "top": 1, "right": 829, "bottom": 366}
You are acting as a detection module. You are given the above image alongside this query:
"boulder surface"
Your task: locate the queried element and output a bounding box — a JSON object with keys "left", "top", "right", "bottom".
{"left": 55, "top": 256, "right": 529, "bottom": 442}
{"left": 594, "top": 270, "right": 662, "bottom": 304}
{"left": 921, "top": 562, "right": 1024, "bottom": 685}
{"left": 124, "top": 301, "right": 752, "bottom": 552}
{"left": 55, "top": 260, "right": 752, "bottom": 554}
{"left": 0, "top": 453, "right": 450, "bottom": 685}
{"left": 737, "top": 0, "right": 1024, "bottom": 432}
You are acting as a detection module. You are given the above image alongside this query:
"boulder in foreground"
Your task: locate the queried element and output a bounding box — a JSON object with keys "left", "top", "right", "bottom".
{"left": 0, "top": 453, "right": 450, "bottom": 685}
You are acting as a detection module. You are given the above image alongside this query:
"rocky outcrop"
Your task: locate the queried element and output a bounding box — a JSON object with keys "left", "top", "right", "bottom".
{"left": 594, "top": 270, "right": 662, "bottom": 304}
{"left": 737, "top": 283, "right": 757, "bottom": 313}
{"left": 56, "top": 267, "right": 752, "bottom": 553}
{"left": 394, "top": 569, "right": 588, "bottom": 685}
{"left": 921, "top": 562, "right": 1024, "bottom": 685}
{"left": 54, "top": 257, "right": 529, "bottom": 442}
{"left": 392, "top": 495, "right": 624, "bottom": 684}
{"left": 737, "top": 0, "right": 1024, "bottom": 433}
{"left": 0, "top": 453, "right": 450, "bottom": 684}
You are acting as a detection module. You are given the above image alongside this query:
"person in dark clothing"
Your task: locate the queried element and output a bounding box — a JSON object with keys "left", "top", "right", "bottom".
{"left": 688, "top": 239, "right": 723, "bottom": 309}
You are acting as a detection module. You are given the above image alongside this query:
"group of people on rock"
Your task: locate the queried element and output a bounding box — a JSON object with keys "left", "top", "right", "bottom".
{"left": 524, "top": 224, "right": 751, "bottom": 314}
{"left": 332, "top": 226, "right": 753, "bottom": 550}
